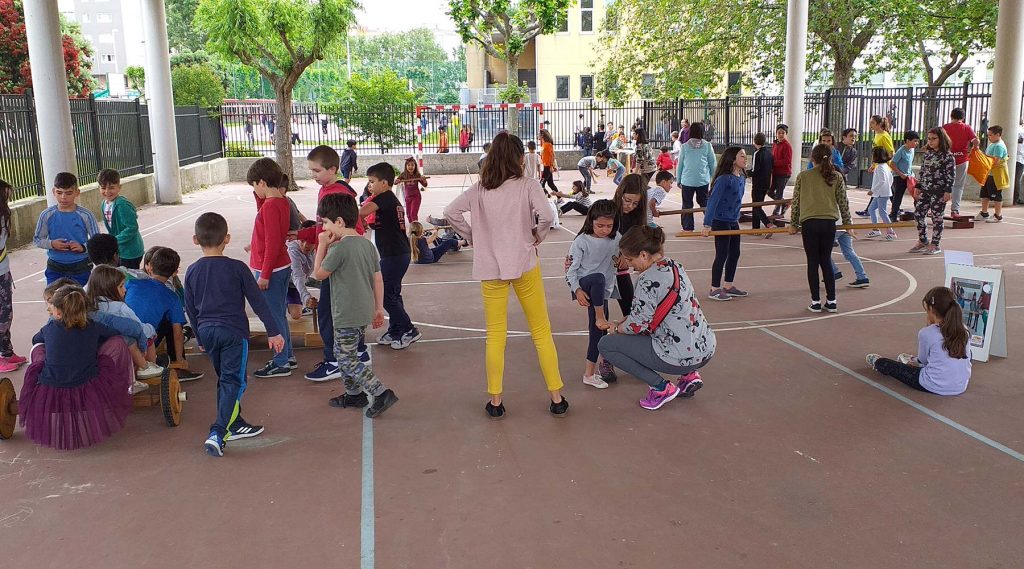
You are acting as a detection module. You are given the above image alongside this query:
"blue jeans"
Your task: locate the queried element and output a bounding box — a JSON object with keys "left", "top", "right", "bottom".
{"left": 318, "top": 277, "right": 366, "bottom": 362}
{"left": 578, "top": 166, "right": 593, "bottom": 192}
{"left": 44, "top": 267, "right": 90, "bottom": 286}
{"left": 867, "top": 196, "right": 891, "bottom": 225}
{"left": 613, "top": 166, "right": 625, "bottom": 185}
{"left": 380, "top": 253, "right": 413, "bottom": 338}
{"left": 416, "top": 238, "right": 459, "bottom": 264}
{"left": 197, "top": 326, "right": 248, "bottom": 439}
{"left": 254, "top": 268, "right": 293, "bottom": 367}
{"left": 830, "top": 231, "right": 867, "bottom": 280}
{"left": 577, "top": 273, "right": 608, "bottom": 363}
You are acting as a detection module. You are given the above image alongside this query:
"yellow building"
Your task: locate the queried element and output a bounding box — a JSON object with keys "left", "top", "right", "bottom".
{"left": 465, "top": 0, "right": 607, "bottom": 102}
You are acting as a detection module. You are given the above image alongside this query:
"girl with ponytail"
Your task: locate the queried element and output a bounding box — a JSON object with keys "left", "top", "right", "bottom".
{"left": 866, "top": 286, "right": 971, "bottom": 395}
{"left": 598, "top": 225, "right": 716, "bottom": 411}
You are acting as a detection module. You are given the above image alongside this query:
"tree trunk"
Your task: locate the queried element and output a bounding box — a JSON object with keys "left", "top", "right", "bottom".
{"left": 831, "top": 53, "right": 854, "bottom": 89}
{"left": 505, "top": 55, "right": 520, "bottom": 137}
{"left": 274, "top": 83, "right": 296, "bottom": 190}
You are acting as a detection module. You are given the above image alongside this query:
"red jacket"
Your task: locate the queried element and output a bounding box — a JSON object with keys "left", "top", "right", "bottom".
{"left": 772, "top": 139, "right": 793, "bottom": 177}
{"left": 656, "top": 152, "right": 674, "bottom": 171}
{"left": 297, "top": 180, "right": 365, "bottom": 246}
{"left": 459, "top": 130, "right": 470, "bottom": 148}
{"left": 250, "top": 195, "right": 291, "bottom": 276}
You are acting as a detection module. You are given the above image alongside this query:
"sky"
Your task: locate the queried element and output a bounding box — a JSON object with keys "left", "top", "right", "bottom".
{"left": 356, "top": 0, "right": 458, "bottom": 34}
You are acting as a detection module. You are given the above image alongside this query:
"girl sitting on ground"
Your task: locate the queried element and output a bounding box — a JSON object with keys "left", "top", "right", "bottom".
{"left": 86, "top": 266, "right": 163, "bottom": 386}
{"left": 866, "top": 286, "right": 971, "bottom": 396}
{"left": 20, "top": 283, "right": 135, "bottom": 450}
{"left": 409, "top": 221, "right": 461, "bottom": 264}
{"left": 564, "top": 199, "right": 620, "bottom": 389}
{"left": 598, "top": 226, "right": 716, "bottom": 410}
{"left": 551, "top": 181, "right": 594, "bottom": 216}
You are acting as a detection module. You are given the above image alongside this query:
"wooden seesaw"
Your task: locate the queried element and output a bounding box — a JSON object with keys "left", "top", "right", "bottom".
{"left": 659, "top": 199, "right": 792, "bottom": 217}
{"left": 675, "top": 221, "right": 917, "bottom": 238}
{"left": 250, "top": 299, "right": 325, "bottom": 349}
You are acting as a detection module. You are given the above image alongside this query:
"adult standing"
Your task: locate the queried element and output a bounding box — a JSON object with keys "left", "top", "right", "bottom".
{"left": 676, "top": 122, "right": 717, "bottom": 232}
{"left": 680, "top": 119, "right": 691, "bottom": 143}
{"left": 444, "top": 132, "right": 568, "bottom": 419}
{"left": 789, "top": 144, "right": 853, "bottom": 314}
{"left": 771, "top": 124, "right": 793, "bottom": 217}
{"left": 943, "top": 108, "right": 976, "bottom": 216}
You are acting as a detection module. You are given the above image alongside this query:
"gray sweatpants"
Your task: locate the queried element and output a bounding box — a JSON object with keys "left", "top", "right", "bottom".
{"left": 951, "top": 161, "right": 968, "bottom": 213}
{"left": 598, "top": 333, "right": 710, "bottom": 388}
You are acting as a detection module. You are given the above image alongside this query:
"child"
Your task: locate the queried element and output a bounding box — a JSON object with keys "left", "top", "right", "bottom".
{"left": 909, "top": 128, "right": 955, "bottom": 256}
{"left": 478, "top": 142, "right": 492, "bottom": 169}
{"left": 865, "top": 147, "right": 896, "bottom": 240}
{"left": 246, "top": 158, "right": 295, "bottom": 379}
{"left": 670, "top": 131, "right": 681, "bottom": 165}
{"left": 598, "top": 226, "right": 715, "bottom": 410}
{"left": 125, "top": 246, "right": 202, "bottom": 381}
{"left": 359, "top": 162, "right": 420, "bottom": 350}
{"left": 286, "top": 233, "right": 316, "bottom": 320}
{"left": 647, "top": 171, "right": 673, "bottom": 226}
{"left": 340, "top": 139, "right": 358, "bottom": 183}
{"left": 524, "top": 141, "right": 541, "bottom": 180}
{"left": 607, "top": 155, "right": 627, "bottom": 185}
{"left": 184, "top": 212, "right": 285, "bottom": 456}
{"left": 577, "top": 151, "right": 609, "bottom": 193}
{"left": 97, "top": 169, "right": 145, "bottom": 269}
{"left": 539, "top": 129, "right": 559, "bottom": 195}
{"left": 33, "top": 172, "right": 100, "bottom": 285}
{"left": 890, "top": 131, "right": 920, "bottom": 221}
{"left": 703, "top": 147, "right": 748, "bottom": 301}
{"left": 552, "top": 181, "right": 594, "bottom": 215}
{"left": 806, "top": 129, "right": 845, "bottom": 170}
{"left": 313, "top": 193, "right": 399, "bottom": 418}
{"left": 0, "top": 179, "right": 26, "bottom": 373}
{"left": 396, "top": 158, "right": 428, "bottom": 224}
{"left": 748, "top": 132, "right": 776, "bottom": 235}
{"left": 866, "top": 287, "right": 971, "bottom": 396}
{"left": 19, "top": 284, "right": 134, "bottom": 450}
{"left": 977, "top": 125, "right": 1010, "bottom": 223}
{"left": 580, "top": 126, "right": 594, "bottom": 157}
{"left": 656, "top": 146, "right": 674, "bottom": 172}
{"left": 86, "top": 265, "right": 163, "bottom": 385}
{"left": 593, "top": 124, "right": 608, "bottom": 154}
{"left": 458, "top": 125, "right": 471, "bottom": 153}
{"left": 438, "top": 126, "right": 450, "bottom": 153}
{"left": 612, "top": 174, "right": 648, "bottom": 318}
{"left": 409, "top": 221, "right": 460, "bottom": 264}
{"left": 771, "top": 124, "right": 794, "bottom": 217}
{"left": 298, "top": 145, "right": 367, "bottom": 382}
{"left": 633, "top": 128, "right": 658, "bottom": 185}
{"left": 565, "top": 199, "right": 620, "bottom": 389}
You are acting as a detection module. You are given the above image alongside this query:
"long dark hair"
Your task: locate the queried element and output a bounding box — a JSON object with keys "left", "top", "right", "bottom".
{"left": 634, "top": 127, "right": 649, "bottom": 145}
{"left": 0, "top": 179, "right": 11, "bottom": 234}
{"left": 577, "top": 199, "right": 618, "bottom": 237}
{"left": 810, "top": 144, "right": 838, "bottom": 186}
{"left": 711, "top": 146, "right": 745, "bottom": 188}
{"left": 924, "top": 286, "right": 969, "bottom": 359}
{"left": 479, "top": 132, "right": 525, "bottom": 190}
{"left": 538, "top": 129, "right": 554, "bottom": 145}
{"left": 612, "top": 174, "right": 647, "bottom": 230}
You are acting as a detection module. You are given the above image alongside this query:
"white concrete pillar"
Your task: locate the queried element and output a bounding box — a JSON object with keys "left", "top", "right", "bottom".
{"left": 782, "top": 0, "right": 809, "bottom": 178}
{"left": 989, "top": 0, "right": 1024, "bottom": 205}
{"left": 23, "top": 0, "right": 76, "bottom": 206}
{"left": 141, "top": 0, "right": 182, "bottom": 204}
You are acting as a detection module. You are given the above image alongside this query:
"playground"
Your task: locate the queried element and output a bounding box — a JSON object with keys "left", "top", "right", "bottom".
{"left": 2, "top": 173, "right": 1023, "bottom": 568}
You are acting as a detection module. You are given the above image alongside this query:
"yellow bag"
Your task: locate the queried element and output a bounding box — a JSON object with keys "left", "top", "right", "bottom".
{"left": 967, "top": 148, "right": 993, "bottom": 186}
{"left": 991, "top": 157, "right": 1011, "bottom": 189}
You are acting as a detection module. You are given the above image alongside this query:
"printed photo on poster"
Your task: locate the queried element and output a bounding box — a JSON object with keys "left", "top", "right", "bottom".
{"left": 950, "top": 277, "right": 993, "bottom": 348}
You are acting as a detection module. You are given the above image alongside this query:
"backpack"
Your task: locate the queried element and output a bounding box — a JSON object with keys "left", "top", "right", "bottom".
{"left": 647, "top": 260, "right": 681, "bottom": 333}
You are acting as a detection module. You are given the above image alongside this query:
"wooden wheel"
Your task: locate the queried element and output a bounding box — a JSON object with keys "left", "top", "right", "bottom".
{"left": 160, "top": 368, "right": 183, "bottom": 427}
{"left": 0, "top": 377, "right": 18, "bottom": 440}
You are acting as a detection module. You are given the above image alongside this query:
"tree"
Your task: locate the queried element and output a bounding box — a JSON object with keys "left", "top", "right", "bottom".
{"left": 448, "top": 0, "right": 571, "bottom": 135}
{"left": 172, "top": 63, "right": 226, "bottom": 108}
{"left": 597, "top": 0, "right": 895, "bottom": 102}
{"left": 196, "top": 0, "right": 357, "bottom": 187}
{"left": 0, "top": 0, "right": 95, "bottom": 97}
{"left": 324, "top": 70, "right": 424, "bottom": 153}
{"left": 166, "top": 0, "right": 207, "bottom": 53}
{"left": 125, "top": 65, "right": 145, "bottom": 98}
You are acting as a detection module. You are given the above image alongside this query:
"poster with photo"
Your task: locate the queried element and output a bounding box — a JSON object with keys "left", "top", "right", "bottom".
{"left": 950, "top": 277, "right": 993, "bottom": 347}
{"left": 945, "top": 264, "right": 1007, "bottom": 362}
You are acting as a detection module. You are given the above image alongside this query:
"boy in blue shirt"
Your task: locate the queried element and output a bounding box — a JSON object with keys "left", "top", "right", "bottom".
{"left": 890, "top": 131, "right": 919, "bottom": 221}
{"left": 33, "top": 172, "right": 101, "bottom": 285}
{"left": 340, "top": 140, "right": 358, "bottom": 183}
{"left": 185, "top": 212, "right": 285, "bottom": 457}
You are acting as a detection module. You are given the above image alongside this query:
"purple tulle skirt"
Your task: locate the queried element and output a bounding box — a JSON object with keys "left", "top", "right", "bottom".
{"left": 19, "top": 338, "right": 134, "bottom": 450}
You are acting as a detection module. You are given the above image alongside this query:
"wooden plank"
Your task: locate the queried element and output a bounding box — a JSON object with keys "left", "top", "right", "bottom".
{"left": 660, "top": 199, "right": 791, "bottom": 216}
{"left": 674, "top": 221, "right": 916, "bottom": 238}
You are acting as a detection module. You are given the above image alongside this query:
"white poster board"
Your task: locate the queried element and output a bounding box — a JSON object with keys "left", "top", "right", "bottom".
{"left": 945, "top": 264, "right": 1007, "bottom": 362}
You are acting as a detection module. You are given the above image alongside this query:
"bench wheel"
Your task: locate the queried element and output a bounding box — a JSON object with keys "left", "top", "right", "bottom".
{"left": 0, "top": 377, "right": 18, "bottom": 440}
{"left": 160, "top": 368, "right": 183, "bottom": 427}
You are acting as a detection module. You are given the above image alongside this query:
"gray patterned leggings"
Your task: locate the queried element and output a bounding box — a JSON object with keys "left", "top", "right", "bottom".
{"left": 334, "top": 327, "right": 386, "bottom": 397}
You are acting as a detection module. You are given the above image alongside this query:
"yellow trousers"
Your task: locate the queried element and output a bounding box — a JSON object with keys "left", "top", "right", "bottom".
{"left": 481, "top": 264, "right": 563, "bottom": 395}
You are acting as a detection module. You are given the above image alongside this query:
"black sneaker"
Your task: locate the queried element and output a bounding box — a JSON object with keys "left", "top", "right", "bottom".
{"left": 855, "top": 210, "right": 869, "bottom": 217}
{"left": 597, "top": 358, "right": 617, "bottom": 383}
{"left": 549, "top": 396, "right": 569, "bottom": 417}
{"left": 847, "top": 278, "right": 870, "bottom": 288}
{"left": 254, "top": 361, "right": 293, "bottom": 379}
{"left": 176, "top": 369, "right": 204, "bottom": 382}
{"left": 808, "top": 301, "right": 822, "bottom": 313}
{"left": 485, "top": 401, "right": 506, "bottom": 420}
{"left": 366, "top": 389, "right": 399, "bottom": 418}
{"left": 329, "top": 392, "right": 369, "bottom": 408}
{"left": 228, "top": 419, "right": 264, "bottom": 439}
{"left": 825, "top": 300, "right": 838, "bottom": 313}
{"left": 979, "top": 211, "right": 990, "bottom": 219}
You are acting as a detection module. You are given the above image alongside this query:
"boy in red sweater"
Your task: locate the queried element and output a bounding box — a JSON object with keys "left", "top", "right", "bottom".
{"left": 656, "top": 146, "right": 674, "bottom": 172}
{"left": 247, "top": 158, "right": 295, "bottom": 378}
{"left": 771, "top": 123, "right": 793, "bottom": 217}
{"left": 299, "top": 145, "right": 370, "bottom": 382}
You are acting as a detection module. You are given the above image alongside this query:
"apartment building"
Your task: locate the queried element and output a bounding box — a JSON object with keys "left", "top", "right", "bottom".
{"left": 59, "top": 0, "right": 146, "bottom": 97}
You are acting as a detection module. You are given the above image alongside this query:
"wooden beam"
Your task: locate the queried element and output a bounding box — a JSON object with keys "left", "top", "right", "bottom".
{"left": 659, "top": 199, "right": 792, "bottom": 216}
{"left": 674, "top": 221, "right": 916, "bottom": 238}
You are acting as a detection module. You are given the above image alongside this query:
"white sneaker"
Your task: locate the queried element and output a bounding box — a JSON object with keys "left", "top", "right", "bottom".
{"left": 583, "top": 374, "right": 609, "bottom": 389}
{"left": 137, "top": 362, "right": 164, "bottom": 379}
{"left": 865, "top": 230, "right": 882, "bottom": 239}
{"left": 130, "top": 380, "right": 150, "bottom": 395}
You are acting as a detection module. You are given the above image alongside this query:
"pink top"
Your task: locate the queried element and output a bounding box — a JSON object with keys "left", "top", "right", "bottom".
{"left": 943, "top": 121, "right": 976, "bottom": 165}
{"left": 444, "top": 176, "right": 554, "bottom": 281}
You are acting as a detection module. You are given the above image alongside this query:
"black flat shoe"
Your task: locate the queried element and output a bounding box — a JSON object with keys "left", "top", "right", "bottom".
{"left": 485, "top": 401, "right": 506, "bottom": 420}
{"left": 549, "top": 397, "right": 569, "bottom": 417}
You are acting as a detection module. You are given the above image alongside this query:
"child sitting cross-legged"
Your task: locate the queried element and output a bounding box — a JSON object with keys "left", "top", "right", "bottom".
{"left": 409, "top": 221, "right": 461, "bottom": 264}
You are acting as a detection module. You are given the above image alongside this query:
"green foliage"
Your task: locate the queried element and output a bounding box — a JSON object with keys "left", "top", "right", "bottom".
{"left": 170, "top": 50, "right": 212, "bottom": 69}
{"left": 125, "top": 65, "right": 145, "bottom": 97}
{"left": 166, "top": 0, "right": 206, "bottom": 52}
{"left": 225, "top": 141, "right": 261, "bottom": 156}
{"left": 171, "top": 63, "right": 226, "bottom": 107}
{"left": 498, "top": 81, "right": 530, "bottom": 103}
{"left": 323, "top": 70, "right": 423, "bottom": 153}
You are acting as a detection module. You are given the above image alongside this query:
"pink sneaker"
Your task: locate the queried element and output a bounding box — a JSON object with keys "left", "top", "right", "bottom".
{"left": 0, "top": 354, "right": 26, "bottom": 367}
{"left": 677, "top": 372, "right": 704, "bottom": 398}
{"left": 0, "top": 360, "right": 19, "bottom": 373}
{"left": 639, "top": 382, "right": 680, "bottom": 410}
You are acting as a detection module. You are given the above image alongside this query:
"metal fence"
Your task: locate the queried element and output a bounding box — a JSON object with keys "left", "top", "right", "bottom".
{"left": 1, "top": 93, "right": 224, "bottom": 202}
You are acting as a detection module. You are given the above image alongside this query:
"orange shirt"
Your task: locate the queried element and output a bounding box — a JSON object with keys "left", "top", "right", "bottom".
{"left": 541, "top": 142, "right": 555, "bottom": 167}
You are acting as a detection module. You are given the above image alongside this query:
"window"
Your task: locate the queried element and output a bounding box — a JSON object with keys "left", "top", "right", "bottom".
{"left": 97, "top": 12, "right": 112, "bottom": 23}
{"left": 580, "top": 75, "right": 594, "bottom": 99}
{"left": 556, "top": 76, "right": 570, "bottom": 100}
{"left": 101, "top": 54, "right": 115, "bottom": 63}
{"left": 98, "top": 33, "right": 114, "bottom": 43}
{"left": 581, "top": 0, "right": 594, "bottom": 32}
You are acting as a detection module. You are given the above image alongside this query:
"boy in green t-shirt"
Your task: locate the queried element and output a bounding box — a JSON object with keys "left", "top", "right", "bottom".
{"left": 976, "top": 125, "right": 1009, "bottom": 223}
{"left": 98, "top": 169, "right": 145, "bottom": 269}
{"left": 312, "top": 192, "right": 398, "bottom": 418}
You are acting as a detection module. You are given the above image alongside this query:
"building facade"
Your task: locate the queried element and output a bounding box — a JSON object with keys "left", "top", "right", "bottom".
{"left": 59, "top": 0, "right": 146, "bottom": 97}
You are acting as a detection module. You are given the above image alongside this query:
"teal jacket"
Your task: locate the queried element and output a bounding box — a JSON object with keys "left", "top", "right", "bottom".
{"left": 103, "top": 196, "right": 144, "bottom": 260}
{"left": 676, "top": 139, "right": 717, "bottom": 187}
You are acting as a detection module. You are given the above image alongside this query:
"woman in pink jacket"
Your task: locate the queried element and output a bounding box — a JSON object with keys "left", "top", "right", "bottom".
{"left": 445, "top": 133, "right": 568, "bottom": 420}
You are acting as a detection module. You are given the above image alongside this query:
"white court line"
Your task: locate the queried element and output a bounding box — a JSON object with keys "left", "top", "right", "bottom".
{"left": 361, "top": 360, "right": 375, "bottom": 569}
{"left": 760, "top": 327, "right": 1024, "bottom": 464}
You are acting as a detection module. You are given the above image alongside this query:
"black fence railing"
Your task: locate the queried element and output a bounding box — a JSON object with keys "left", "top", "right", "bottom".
{"left": 0, "top": 93, "right": 224, "bottom": 202}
